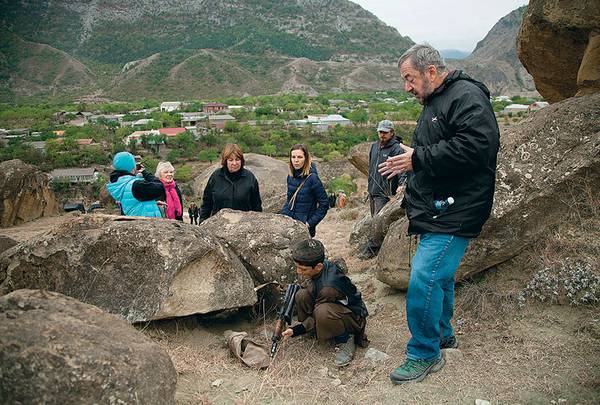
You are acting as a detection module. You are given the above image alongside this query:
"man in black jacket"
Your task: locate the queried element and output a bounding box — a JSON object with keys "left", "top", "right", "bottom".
{"left": 379, "top": 44, "right": 499, "bottom": 384}
{"left": 358, "top": 119, "right": 406, "bottom": 260}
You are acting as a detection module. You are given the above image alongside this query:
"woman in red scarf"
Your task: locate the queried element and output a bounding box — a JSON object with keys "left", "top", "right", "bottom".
{"left": 155, "top": 161, "right": 183, "bottom": 221}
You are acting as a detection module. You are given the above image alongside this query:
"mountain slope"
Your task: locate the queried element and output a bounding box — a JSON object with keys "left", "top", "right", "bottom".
{"left": 0, "top": 1, "right": 537, "bottom": 100}
{"left": 0, "top": 31, "right": 96, "bottom": 101}
{"left": 0, "top": 0, "right": 416, "bottom": 100}
{"left": 449, "top": 6, "right": 537, "bottom": 96}
{"left": 0, "top": 0, "right": 412, "bottom": 64}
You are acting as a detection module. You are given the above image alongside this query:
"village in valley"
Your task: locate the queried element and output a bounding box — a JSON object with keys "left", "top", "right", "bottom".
{"left": 0, "top": 92, "right": 544, "bottom": 211}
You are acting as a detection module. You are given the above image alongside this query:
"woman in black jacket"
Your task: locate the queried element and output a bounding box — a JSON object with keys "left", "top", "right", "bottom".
{"left": 199, "top": 143, "right": 262, "bottom": 222}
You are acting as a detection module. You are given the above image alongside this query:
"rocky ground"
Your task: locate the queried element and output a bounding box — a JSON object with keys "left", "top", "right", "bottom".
{"left": 1, "top": 193, "right": 598, "bottom": 404}
{"left": 141, "top": 205, "right": 600, "bottom": 404}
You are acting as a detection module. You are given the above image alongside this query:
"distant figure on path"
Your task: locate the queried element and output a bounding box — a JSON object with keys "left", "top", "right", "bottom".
{"left": 199, "top": 144, "right": 262, "bottom": 222}
{"left": 188, "top": 203, "right": 199, "bottom": 225}
{"left": 281, "top": 144, "right": 329, "bottom": 237}
{"left": 106, "top": 152, "right": 163, "bottom": 218}
{"left": 358, "top": 119, "right": 406, "bottom": 260}
{"left": 379, "top": 44, "right": 499, "bottom": 385}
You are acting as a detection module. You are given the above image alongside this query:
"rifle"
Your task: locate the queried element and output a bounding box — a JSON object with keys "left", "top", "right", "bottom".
{"left": 270, "top": 283, "right": 300, "bottom": 358}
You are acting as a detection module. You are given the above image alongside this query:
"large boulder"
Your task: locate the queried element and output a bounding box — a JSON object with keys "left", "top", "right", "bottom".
{"left": 192, "top": 153, "right": 289, "bottom": 213}
{"left": 0, "top": 159, "right": 59, "bottom": 228}
{"left": 517, "top": 0, "right": 600, "bottom": 102}
{"left": 347, "top": 142, "right": 371, "bottom": 177}
{"left": 0, "top": 289, "right": 176, "bottom": 404}
{"left": 0, "top": 215, "right": 257, "bottom": 322}
{"left": 375, "top": 219, "right": 413, "bottom": 289}
{"left": 349, "top": 194, "right": 405, "bottom": 250}
{"left": 349, "top": 209, "right": 372, "bottom": 248}
{"left": 376, "top": 93, "right": 600, "bottom": 289}
{"left": 318, "top": 157, "right": 363, "bottom": 184}
{"left": 202, "top": 209, "right": 309, "bottom": 284}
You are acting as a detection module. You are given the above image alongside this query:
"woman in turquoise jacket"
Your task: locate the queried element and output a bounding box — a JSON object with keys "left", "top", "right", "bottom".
{"left": 106, "top": 151, "right": 164, "bottom": 217}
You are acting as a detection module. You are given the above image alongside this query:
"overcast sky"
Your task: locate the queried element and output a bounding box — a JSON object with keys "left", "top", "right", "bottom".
{"left": 350, "top": 0, "right": 529, "bottom": 52}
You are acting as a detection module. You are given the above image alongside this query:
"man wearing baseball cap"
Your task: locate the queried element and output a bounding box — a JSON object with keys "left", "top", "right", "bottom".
{"left": 358, "top": 119, "right": 406, "bottom": 260}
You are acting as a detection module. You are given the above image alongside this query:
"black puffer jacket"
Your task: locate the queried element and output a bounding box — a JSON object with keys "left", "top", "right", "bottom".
{"left": 199, "top": 167, "right": 262, "bottom": 221}
{"left": 403, "top": 70, "right": 500, "bottom": 237}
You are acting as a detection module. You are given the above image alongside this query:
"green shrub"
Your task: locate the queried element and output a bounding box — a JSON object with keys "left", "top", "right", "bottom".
{"left": 198, "top": 149, "right": 218, "bottom": 162}
{"left": 51, "top": 179, "right": 70, "bottom": 193}
{"left": 141, "top": 157, "right": 158, "bottom": 174}
{"left": 325, "top": 150, "right": 343, "bottom": 161}
{"left": 175, "top": 165, "right": 192, "bottom": 182}
{"left": 326, "top": 174, "right": 357, "bottom": 196}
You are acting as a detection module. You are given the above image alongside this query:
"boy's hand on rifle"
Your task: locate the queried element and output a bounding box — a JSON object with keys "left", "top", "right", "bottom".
{"left": 282, "top": 328, "right": 293, "bottom": 340}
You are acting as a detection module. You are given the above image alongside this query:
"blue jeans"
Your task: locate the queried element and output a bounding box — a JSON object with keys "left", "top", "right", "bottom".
{"left": 406, "top": 233, "right": 470, "bottom": 361}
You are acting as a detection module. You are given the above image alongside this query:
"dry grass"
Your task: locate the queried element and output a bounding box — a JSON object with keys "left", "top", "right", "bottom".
{"left": 138, "top": 177, "right": 600, "bottom": 404}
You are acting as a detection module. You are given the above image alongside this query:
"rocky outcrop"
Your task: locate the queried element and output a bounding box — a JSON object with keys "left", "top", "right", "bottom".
{"left": 0, "top": 235, "right": 17, "bottom": 255}
{"left": 375, "top": 220, "right": 413, "bottom": 289}
{"left": 449, "top": 6, "right": 537, "bottom": 97}
{"left": 517, "top": 0, "right": 600, "bottom": 102}
{"left": 376, "top": 93, "right": 600, "bottom": 289}
{"left": 0, "top": 159, "right": 59, "bottom": 228}
{"left": 318, "top": 157, "right": 363, "bottom": 184}
{"left": 0, "top": 215, "right": 257, "bottom": 322}
{"left": 192, "top": 153, "right": 289, "bottom": 213}
{"left": 202, "top": 209, "right": 309, "bottom": 284}
{"left": 349, "top": 194, "right": 405, "bottom": 250}
{"left": 0, "top": 289, "right": 177, "bottom": 404}
{"left": 349, "top": 210, "right": 372, "bottom": 248}
{"left": 347, "top": 142, "right": 371, "bottom": 177}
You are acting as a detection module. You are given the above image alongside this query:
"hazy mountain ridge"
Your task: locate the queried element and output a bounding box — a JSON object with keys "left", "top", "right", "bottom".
{"left": 0, "top": 1, "right": 536, "bottom": 101}
{"left": 449, "top": 6, "right": 538, "bottom": 96}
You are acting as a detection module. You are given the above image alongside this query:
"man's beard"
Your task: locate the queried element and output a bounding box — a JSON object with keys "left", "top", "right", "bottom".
{"left": 417, "top": 76, "right": 433, "bottom": 104}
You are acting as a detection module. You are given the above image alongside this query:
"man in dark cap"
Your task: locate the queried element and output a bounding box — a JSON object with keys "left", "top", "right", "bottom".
{"left": 282, "top": 239, "right": 369, "bottom": 367}
{"left": 359, "top": 119, "right": 406, "bottom": 260}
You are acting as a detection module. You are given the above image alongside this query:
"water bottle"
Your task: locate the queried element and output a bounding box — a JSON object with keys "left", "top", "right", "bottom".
{"left": 434, "top": 197, "right": 454, "bottom": 213}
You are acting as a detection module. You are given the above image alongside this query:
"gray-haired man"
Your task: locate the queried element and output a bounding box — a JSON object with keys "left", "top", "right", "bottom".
{"left": 358, "top": 119, "right": 406, "bottom": 260}
{"left": 379, "top": 44, "right": 499, "bottom": 384}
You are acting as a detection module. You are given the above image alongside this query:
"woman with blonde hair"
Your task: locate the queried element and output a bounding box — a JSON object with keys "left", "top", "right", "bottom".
{"left": 153, "top": 161, "right": 183, "bottom": 221}
{"left": 281, "top": 144, "right": 328, "bottom": 237}
{"left": 199, "top": 144, "right": 262, "bottom": 222}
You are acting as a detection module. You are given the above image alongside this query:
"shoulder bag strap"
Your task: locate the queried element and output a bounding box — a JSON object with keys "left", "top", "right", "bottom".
{"left": 288, "top": 173, "right": 312, "bottom": 211}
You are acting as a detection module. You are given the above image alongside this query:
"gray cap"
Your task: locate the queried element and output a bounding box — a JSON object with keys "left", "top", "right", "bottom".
{"left": 377, "top": 119, "right": 394, "bottom": 132}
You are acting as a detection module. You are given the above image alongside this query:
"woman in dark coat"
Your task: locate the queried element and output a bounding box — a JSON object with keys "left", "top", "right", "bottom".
{"left": 281, "top": 144, "right": 329, "bottom": 237}
{"left": 199, "top": 143, "right": 262, "bottom": 222}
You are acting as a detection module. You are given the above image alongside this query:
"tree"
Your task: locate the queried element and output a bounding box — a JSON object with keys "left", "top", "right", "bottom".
{"left": 347, "top": 108, "right": 368, "bottom": 123}
{"left": 262, "top": 143, "right": 276, "bottom": 156}
{"left": 198, "top": 149, "right": 218, "bottom": 163}
{"left": 166, "top": 149, "right": 181, "bottom": 163}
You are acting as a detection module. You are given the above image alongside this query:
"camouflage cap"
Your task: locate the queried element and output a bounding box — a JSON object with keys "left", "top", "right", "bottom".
{"left": 292, "top": 239, "right": 325, "bottom": 267}
{"left": 377, "top": 119, "right": 394, "bottom": 132}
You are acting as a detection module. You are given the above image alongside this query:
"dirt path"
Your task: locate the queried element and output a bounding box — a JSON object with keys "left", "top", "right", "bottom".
{"left": 142, "top": 208, "right": 600, "bottom": 404}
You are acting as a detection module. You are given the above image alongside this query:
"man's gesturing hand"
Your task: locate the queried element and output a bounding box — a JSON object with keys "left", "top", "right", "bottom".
{"left": 378, "top": 143, "right": 414, "bottom": 178}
